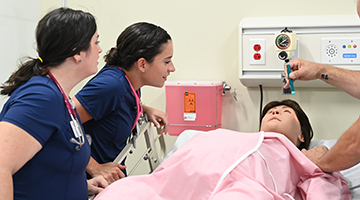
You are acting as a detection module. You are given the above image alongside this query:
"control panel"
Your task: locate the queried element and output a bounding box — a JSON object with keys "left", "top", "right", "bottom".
{"left": 239, "top": 15, "right": 360, "bottom": 87}
{"left": 321, "top": 38, "right": 360, "bottom": 65}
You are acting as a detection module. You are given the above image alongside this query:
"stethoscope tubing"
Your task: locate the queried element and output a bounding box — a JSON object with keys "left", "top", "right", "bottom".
{"left": 45, "top": 69, "right": 85, "bottom": 150}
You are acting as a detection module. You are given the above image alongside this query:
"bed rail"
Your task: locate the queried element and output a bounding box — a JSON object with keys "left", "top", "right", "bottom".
{"left": 113, "top": 113, "right": 166, "bottom": 175}
{"left": 89, "top": 114, "right": 166, "bottom": 200}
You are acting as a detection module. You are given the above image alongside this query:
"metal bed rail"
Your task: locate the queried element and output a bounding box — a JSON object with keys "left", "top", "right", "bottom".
{"left": 113, "top": 114, "right": 166, "bottom": 175}
{"left": 89, "top": 114, "right": 166, "bottom": 200}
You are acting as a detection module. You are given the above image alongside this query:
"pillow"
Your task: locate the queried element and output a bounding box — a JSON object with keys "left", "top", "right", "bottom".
{"left": 162, "top": 130, "right": 200, "bottom": 161}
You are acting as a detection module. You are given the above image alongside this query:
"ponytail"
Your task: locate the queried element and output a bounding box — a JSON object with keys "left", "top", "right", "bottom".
{"left": 104, "top": 47, "right": 123, "bottom": 66}
{"left": 1, "top": 57, "right": 47, "bottom": 96}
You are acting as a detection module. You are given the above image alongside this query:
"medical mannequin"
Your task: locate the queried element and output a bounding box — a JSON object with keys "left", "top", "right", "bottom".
{"left": 93, "top": 99, "right": 350, "bottom": 200}
{"left": 74, "top": 22, "right": 175, "bottom": 183}
{"left": 260, "top": 99, "right": 313, "bottom": 150}
{"left": 285, "top": 0, "right": 360, "bottom": 173}
{"left": 0, "top": 8, "right": 107, "bottom": 199}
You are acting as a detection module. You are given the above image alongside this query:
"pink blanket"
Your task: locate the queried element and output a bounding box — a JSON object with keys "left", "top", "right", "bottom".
{"left": 95, "top": 129, "right": 351, "bottom": 200}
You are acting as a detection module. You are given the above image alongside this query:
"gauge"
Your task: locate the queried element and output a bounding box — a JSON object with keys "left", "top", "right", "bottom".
{"left": 275, "top": 34, "right": 291, "bottom": 49}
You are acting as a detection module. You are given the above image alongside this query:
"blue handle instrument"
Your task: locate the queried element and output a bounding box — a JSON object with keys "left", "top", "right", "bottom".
{"left": 286, "top": 64, "right": 295, "bottom": 95}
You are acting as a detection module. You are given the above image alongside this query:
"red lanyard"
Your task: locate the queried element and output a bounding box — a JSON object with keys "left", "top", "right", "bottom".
{"left": 118, "top": 67, "right": 143, "bottom": 130}
{"left": 46, "top": 70, "right": 77, "bottom": 118}
{"left": 46, "top": 69, "right": 85, "bottom": 150}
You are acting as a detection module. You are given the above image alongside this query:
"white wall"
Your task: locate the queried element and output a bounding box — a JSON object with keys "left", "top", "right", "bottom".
{"left": 4, "top": 1, "right": 359, "bottom": 139}
{"left": 5, "top": 0, "right": 359, "bottom": 176}
{"left": 39, "top": 0, "right": 358, "bottom": 139}
{"left": 32, "top": 0, "right": 360, "bottom": 174}
{"left": 0, "top": 0, "right": 40, "bottom": 109}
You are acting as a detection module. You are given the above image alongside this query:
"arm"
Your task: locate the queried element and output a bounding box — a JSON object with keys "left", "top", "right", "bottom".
{"left": 143, "top": 105, "right": 169, "bottom": 134}
{"left": 76, "top": 96, "right": 126, "bottom": 183}
{"left": 317, "top": 118, "right": 360, "bottom": 172}
{"left": 285, "top": 58, "right": 360, "bottom": 99}
{"left": 0, "top": 122, "right": 42, "bottom": 199}
{"left": 73, "top": 96, "right": 93, "bottom": 123}
{"left": 86, "top": 156, "right": 126, "bottom": 183}
{"left": 75, "top": 94, "right": 127, "bottom": 183}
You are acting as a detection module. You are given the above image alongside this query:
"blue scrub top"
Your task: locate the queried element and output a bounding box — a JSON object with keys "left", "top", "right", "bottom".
{"left": 0, "top": 76, "right": 90, "bottom": 200}
{"left": 76, "top": 66, "right": 138, "bottom": 166}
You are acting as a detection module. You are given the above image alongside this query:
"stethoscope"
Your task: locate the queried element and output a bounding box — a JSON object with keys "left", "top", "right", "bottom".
{"left": 46, "top": 69, "right": 85, "bottom": 151}
{"left": 118, "top": 67, "right": 143, "bottom": 130}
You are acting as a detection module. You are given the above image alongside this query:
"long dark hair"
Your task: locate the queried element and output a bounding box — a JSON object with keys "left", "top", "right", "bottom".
{"left": 1, "top": 7, "right": 97, "bottom": 96}
{"left": 260, "top": 99, "right": 314, "bottom": 150}
{"left": 104, "top": 22, "right": 171, "bottom": 70}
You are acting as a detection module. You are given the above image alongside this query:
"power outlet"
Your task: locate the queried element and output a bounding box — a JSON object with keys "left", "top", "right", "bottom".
{"left": 249, "top": 38, "right": 265, "bottom": 65}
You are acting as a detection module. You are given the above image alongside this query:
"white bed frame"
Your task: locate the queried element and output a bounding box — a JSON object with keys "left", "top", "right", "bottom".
{"left": 112, "top": 113, "right": 166, "bottom": 175}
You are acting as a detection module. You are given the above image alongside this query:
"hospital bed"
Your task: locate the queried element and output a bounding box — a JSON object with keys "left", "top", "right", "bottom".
{"left": 91, "top": 125, "right": 358, "bottom": 199}
{"left": 163, "top": 130, "right": 360, "bottom": 200}
{"left": 93, "top": 129, "right": 351, "bottom": 199}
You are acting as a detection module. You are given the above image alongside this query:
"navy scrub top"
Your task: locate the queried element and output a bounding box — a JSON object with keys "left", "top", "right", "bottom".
{"left": 76, "top": 66, "right": 139, "bottom": 166}
{"left": 0, "top": 76, "right": 90, "bottom": 200}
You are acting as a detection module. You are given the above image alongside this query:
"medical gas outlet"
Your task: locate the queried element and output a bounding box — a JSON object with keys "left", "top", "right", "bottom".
{"left": 274, "top": 28, "right": 297, "bottom": 62}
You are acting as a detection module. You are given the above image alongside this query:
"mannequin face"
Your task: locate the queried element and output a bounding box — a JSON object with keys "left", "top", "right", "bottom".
{"left": 260, "top": 105, "right": 303, "bottom": 147}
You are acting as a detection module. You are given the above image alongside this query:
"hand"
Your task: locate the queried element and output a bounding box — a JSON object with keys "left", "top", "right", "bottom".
{"left": 143, "top": 105, "right": 169, "bottom": 134}
{"left": 90, "top": 162, "right": 126, "bottom": 183}
{"left": 284, "top": 58, "right": 323, "bottom": 88}
{"left": 301, "top": 145, "right": 329, "bottom": 165}
{"left": 87, "top": 175, "right": 108, "bottom": 196}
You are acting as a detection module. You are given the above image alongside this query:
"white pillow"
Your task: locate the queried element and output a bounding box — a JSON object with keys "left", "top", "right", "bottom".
{"left": 162, "top": 130, "right": 200, "bottom": 162}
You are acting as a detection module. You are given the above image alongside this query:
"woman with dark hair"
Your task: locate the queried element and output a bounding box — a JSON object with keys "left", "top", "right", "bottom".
{"left": 0, "top": 7, "right": 107, "bottom": 199}
{"left": 260, "top": 99, "right": 314, "bottom": 150}
{"left": 73, "top": 22, "right": 175, "bottom": 183}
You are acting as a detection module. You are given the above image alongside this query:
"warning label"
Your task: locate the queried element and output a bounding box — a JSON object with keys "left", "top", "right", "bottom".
{"left": 184, "top": 92, "right": 196, "bottom": 121}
